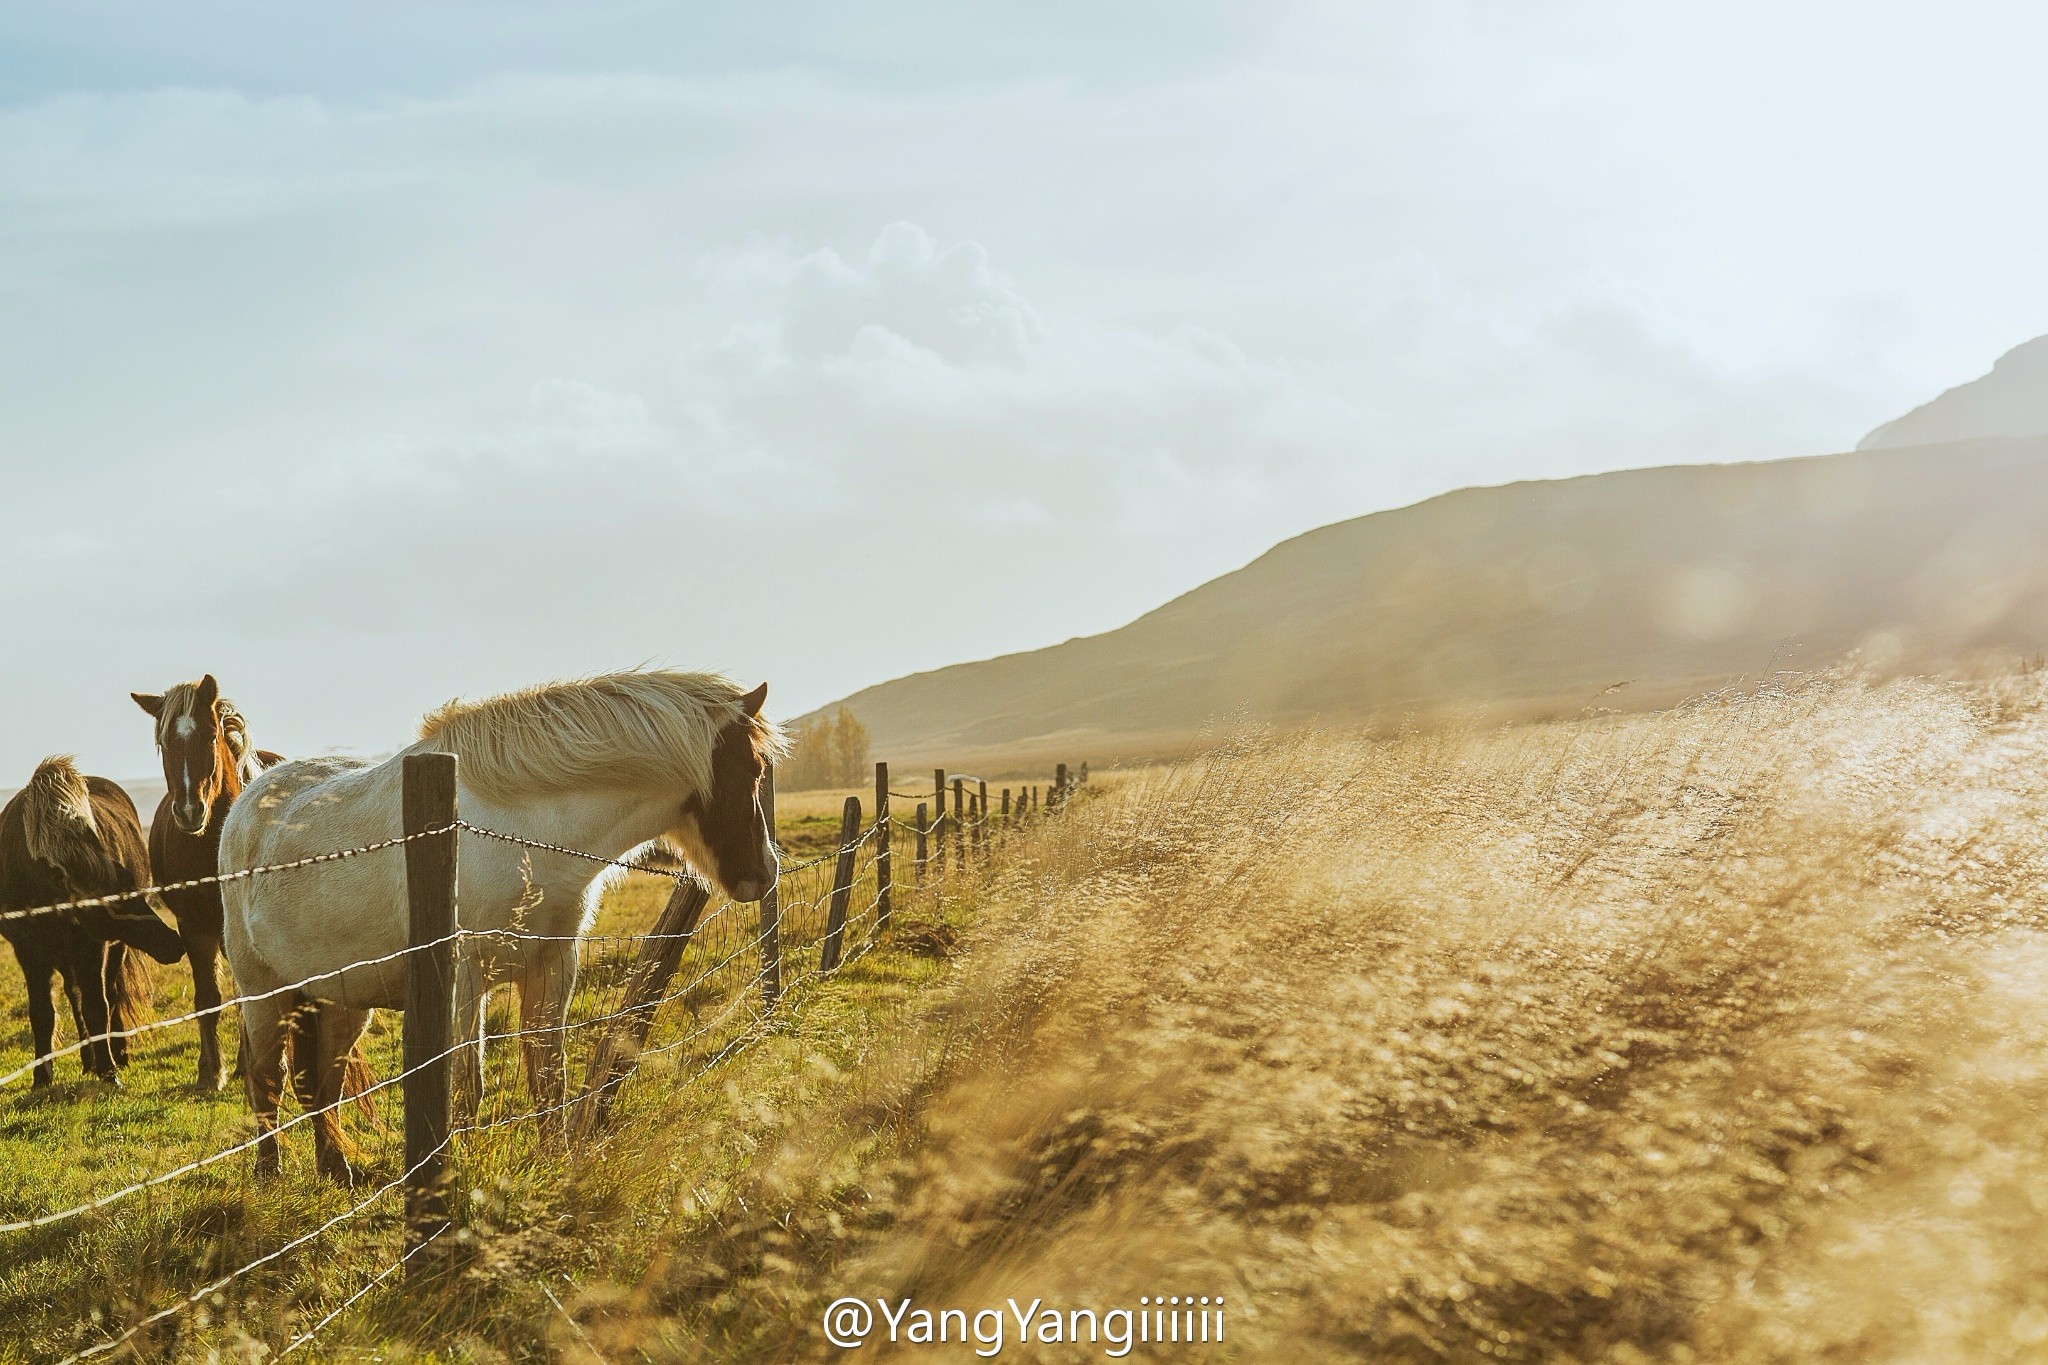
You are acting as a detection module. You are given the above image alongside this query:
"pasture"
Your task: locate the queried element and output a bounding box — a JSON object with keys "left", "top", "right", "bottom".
{"left": 6, "top": 671, "right": 2048, "bottom": 1359}
{"left": 0, "top": 784, "right": 986, "bottom": 1361}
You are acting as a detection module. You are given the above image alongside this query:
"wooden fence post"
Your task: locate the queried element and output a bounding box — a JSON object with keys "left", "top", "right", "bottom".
{"left": 758, "top": 763, "right": 782, "bottom": 1005}
{"left": 401, "top": 752, "right": 458, "bottom": 1269}
{"left": 874, "top": 762, "right": 892, "bottom": 934}
{"left": 976, "top": 780, "right": 989, "bottom": 860}
{"left": 932, "top": 768, "right": 947, "bottom": 875}
{"left": 915, "top": 802, "right": 929, "bottom": 883}
{"left": 1001, "top": 788, "right": 1011, "bottom": 827}
{"left": 1055, "top": 764, "right": 1068, "bottom": 807}
{"left": 820, "top": 796, "right": 861, "bottom": 971}
{"left": 1032, "top": 785, "right": 1039, "bottom": 813}
{"left": 952, "top": 778, "right": 966, "bottom": 870}
{"left": 571, "top": 876, "right": 711, "bottom": 1141}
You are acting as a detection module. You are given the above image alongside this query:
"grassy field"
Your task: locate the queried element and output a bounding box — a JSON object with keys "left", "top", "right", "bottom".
{"left": 0, "top": 800, "right": 996, "bottom": 1362}
{"left": 7, "top": 672, "right": 2048, "bottom": 1359}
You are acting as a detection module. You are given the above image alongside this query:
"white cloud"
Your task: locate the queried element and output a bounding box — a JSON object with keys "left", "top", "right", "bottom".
{"left": 2, "top": 3, "right": 2044, "bottom": 776}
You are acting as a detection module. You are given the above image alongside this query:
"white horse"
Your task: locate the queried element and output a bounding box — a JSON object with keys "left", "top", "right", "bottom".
{"left": 221, "top": 669, "right": 779, "bottom": 1181}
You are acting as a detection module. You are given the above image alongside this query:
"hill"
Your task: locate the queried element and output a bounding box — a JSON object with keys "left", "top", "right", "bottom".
{"left": 818, "top": 434, "right": 2048, "bottom": 769}
{"left": 1860, "top": 334, "right": 2048, "bottom": 449}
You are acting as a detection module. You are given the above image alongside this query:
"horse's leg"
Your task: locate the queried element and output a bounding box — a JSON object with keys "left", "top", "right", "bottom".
{"left": 311, "top": 1004, "right": 372, "bottom": 1185}
{"left": 101, "top": 942, "right": 131, "bottom": 1069}
{"left": 67, "top": 937, "right": 118, "bottom": 1083}
{"left": 518, "top": 945, "right": 578, "bottom": 1144}
{"left": 19, "top": 945, "right": 60, "bottom": 1088}
{"left": 56, "top": 954, "right": 88, "bottom": 1070}
{"left": 451, "top": 953, "right": 487, "bottom": 1127}
{"left": 241, "top": 992, "right": 289, "bottom": 1178}
{"left": 186, "top": 921, "right": 227, "bottom": 1092}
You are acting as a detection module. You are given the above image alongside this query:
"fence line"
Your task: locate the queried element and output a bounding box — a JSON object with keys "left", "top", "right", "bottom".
{"left": 0, "top": 826, "right": 457, "bottom": 925}
{"left": 2, "top": 752, "right": 1087, "bottom": 1359}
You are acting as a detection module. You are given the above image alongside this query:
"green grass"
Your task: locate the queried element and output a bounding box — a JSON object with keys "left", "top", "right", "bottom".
{"left": 0, "top": 802, "right": 1007, "bottom": 1362}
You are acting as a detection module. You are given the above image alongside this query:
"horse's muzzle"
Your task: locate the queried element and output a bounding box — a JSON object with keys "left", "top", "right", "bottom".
{"left": 727, "top": 874, "right": 776, "bottom": 904}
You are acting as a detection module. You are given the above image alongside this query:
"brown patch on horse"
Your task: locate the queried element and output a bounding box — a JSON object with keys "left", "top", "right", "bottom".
{"left": 675, "top": 682, "right": 779, "bottom": 900}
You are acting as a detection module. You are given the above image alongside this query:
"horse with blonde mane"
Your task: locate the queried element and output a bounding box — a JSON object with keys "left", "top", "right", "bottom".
{"left": 221, "top": 669, "right": 779, "bottom": 1181}
{"left": 0, "top": 758, "right": 188, "bottom": 1086}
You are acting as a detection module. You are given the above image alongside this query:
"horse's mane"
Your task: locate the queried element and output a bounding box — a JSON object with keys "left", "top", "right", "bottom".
{"left": 20, "top": 756, "right": 100, "bottom": 868}
{"left": 417, "top": 669, "right": 782, "bottom": 803}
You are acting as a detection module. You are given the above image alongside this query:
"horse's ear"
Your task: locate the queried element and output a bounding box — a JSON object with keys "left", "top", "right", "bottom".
{"left": 132, "top": 693, "right": 164, "bottom": 718}
{"left": 197, "top": 674, "right": 219, "bottom": 710}
{"left": 739, "top": 682, "right": 768, "bottom": 718}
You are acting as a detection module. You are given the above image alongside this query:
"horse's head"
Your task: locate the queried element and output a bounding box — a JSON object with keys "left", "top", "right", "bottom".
{"left": 131, "top": 674, "right": 251, "bottom": 837}
{"left": 667, "top": 681, "right": 779, "bottom": 903}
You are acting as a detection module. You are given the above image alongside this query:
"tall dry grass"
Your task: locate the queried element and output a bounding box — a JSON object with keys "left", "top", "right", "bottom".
{"left": 614, "top": 670, "right": 2048, "bottom": 1361}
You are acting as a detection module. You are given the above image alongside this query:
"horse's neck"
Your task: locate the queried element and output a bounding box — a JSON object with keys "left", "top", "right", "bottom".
{"left": 220, "top": 732, "right": 267, "bottom": 800}
{"left": 495, "top": 787, "right": 675, "bottom": 864}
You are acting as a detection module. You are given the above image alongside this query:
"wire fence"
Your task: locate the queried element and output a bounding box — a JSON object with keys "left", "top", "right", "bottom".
{"left": 0, "top": 758, "right": 1086, "bottom": 1359}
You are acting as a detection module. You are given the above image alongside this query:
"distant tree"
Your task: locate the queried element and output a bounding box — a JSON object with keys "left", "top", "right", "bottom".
{"left": 831, "top": 707, "right": 870, "bottom": 787}
{"left": 779, "top": 707, "right": 870, "bottom": 790}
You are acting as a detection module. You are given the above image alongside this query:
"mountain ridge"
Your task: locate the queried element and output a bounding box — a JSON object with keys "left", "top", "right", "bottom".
{"left": 811, "top": 430, "right": 2048, "bottom": 771}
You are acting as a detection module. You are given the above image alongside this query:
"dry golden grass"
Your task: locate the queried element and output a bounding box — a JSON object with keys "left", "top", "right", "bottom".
{"left": 598, "top": 668, "right": 2048, "bottom": 1361}
{"left": 14, "top": 671, "right": 2048, "bottom": 1360}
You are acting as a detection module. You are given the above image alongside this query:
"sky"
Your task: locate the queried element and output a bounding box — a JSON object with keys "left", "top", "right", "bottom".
{"left": 4, "top": 0, "right": 2047, "bottom": 780}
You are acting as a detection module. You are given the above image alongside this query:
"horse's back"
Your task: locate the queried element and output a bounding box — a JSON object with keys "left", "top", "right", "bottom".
{"left": 223, "top": 755, "right": 388, "bottom": 865}
{"left": 83, "top": 777, "right": 150, "bottom": 885}
{"left": 222, "top": 754, "right": 407, "bottom": 1001}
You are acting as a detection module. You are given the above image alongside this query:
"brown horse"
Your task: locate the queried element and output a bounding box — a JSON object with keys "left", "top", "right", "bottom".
{"left": 130, "top": 675, "right": 281, "bottom": 1090}
{"left": 0, "top": 758, "right": 187, "bottom": 1086}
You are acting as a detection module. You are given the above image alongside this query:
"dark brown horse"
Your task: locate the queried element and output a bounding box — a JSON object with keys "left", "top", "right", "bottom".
{"left": 0, "top": 758, "right": 188, "bottom": 1086}
{"left": 131, "top": 675, "right": 282, "bottom": 1091}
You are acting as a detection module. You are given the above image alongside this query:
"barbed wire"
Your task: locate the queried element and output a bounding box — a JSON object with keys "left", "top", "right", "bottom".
{"left": 0, "top": 930, "right": 466, "bottom": 1091}
{"left": 1, "top": 912, "right": 792, "bottom": 1231}
{"left": 0, "top": 824, "right": 457, "bottom": 925}
{"left": 277, "top": 1222, "right": 451, "bottom": 1359}
{"left": 0, "top": 809, "right": 887, "bottom": 929}
{"left": 56, "top": 1135, "right": 451, "bottom": 1364}
{"left": 290, "top": 941, "right": 825, "bottom": 1354}
{"left": 2, "top": 1027, "right": 461, "bottom": 1233}
{"left": 0, "top": 875, "right": 847, "bottom": 1229}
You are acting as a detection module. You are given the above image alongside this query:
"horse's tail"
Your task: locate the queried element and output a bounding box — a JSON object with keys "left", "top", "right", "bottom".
{"left": 344, "top": 1047, "right": 379, "bottom": 1122}
{"left": 284, "top": 993, "right": 320, "bottom": 1108}
{"left": 284, "top": 993, "right": 380, "bottom": 1120}
{"left": 20, "top": 757, "right": 110, "bottom": 876}
{"left": 106, "top": 941, "right": 158, "bottom": 1030}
